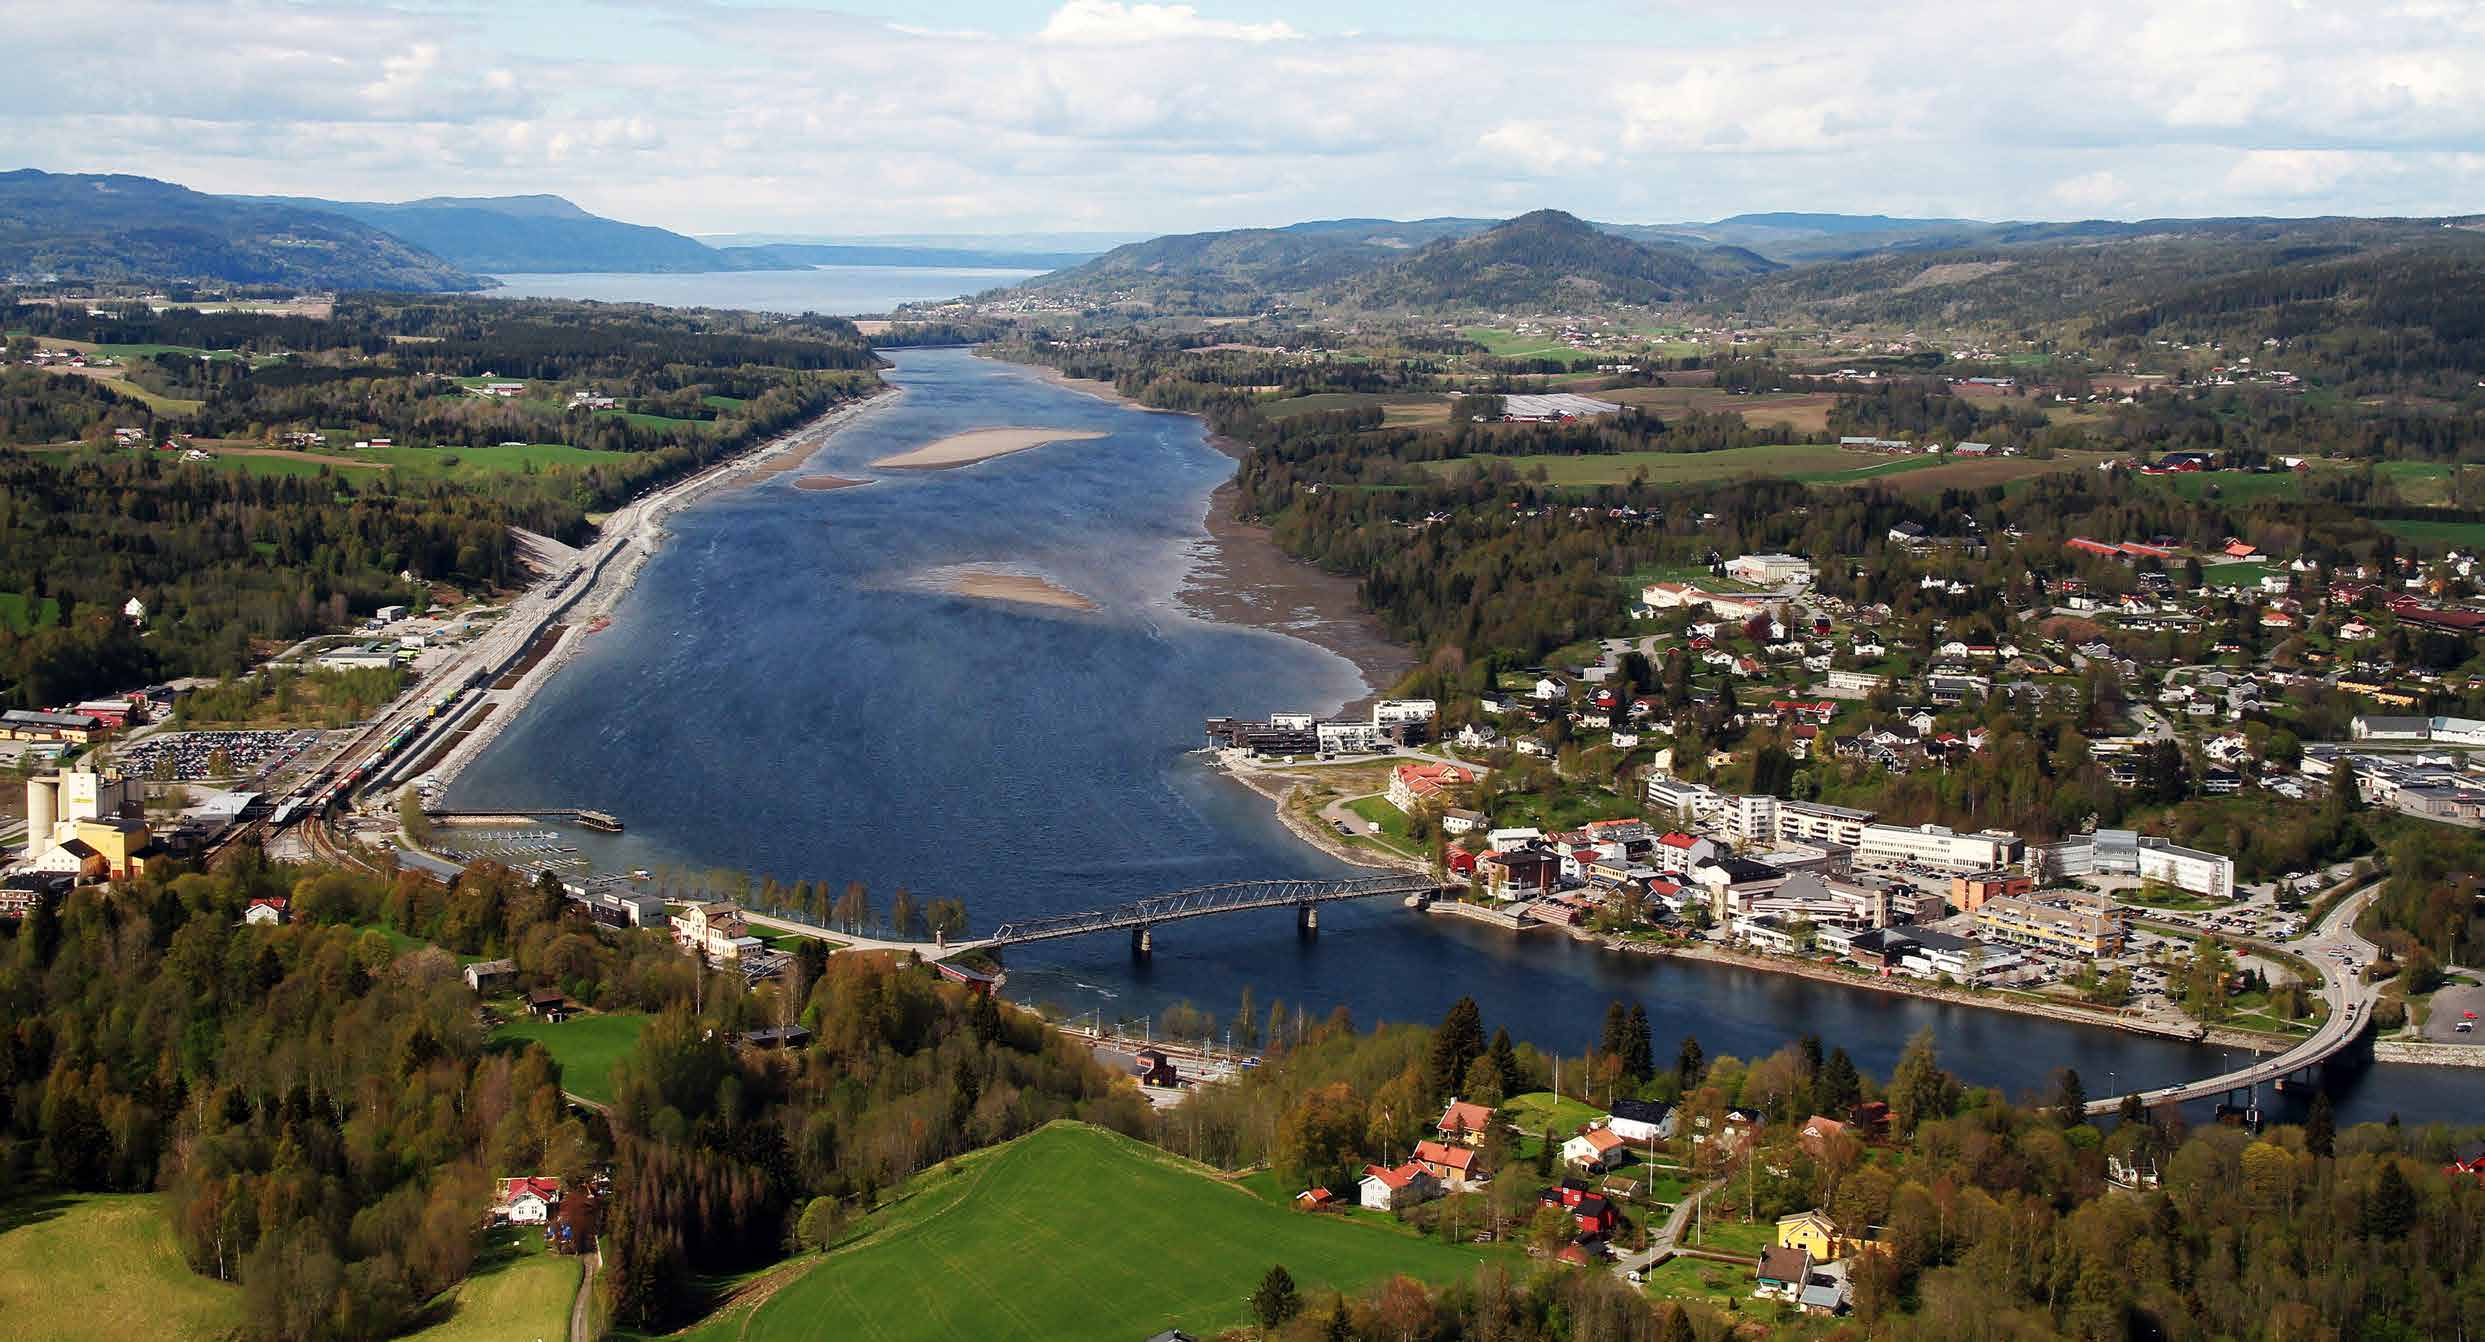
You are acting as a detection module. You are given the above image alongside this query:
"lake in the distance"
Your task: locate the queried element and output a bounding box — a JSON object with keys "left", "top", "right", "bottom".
{"left": 447, "top": 347, "right": 2485, "bottom": 1127}
{"left": 482, "top": 265, "right": 1042, "bottom": 315}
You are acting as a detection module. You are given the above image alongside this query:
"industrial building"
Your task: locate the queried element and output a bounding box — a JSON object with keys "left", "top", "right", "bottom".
{"left": 1724, "top": 553, "right": 1813, "bottom": 586}
{"left": 1498, "top": 393, "right": 1624, "bottom": 422}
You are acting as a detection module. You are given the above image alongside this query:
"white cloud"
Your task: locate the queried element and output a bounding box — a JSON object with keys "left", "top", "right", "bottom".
{"left": 2, "top": 0, "right": 2483, "bottom": 233}
{"left": 1039, "top": 1, "right": 1302, "bottom": 43}
{"left": 2049, "top": 171, "right": 2128, "bottom": 213}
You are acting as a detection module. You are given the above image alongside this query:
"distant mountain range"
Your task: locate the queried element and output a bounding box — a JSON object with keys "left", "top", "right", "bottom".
{"left": 0, "top": 170, "right": 486, "bottom": 291}
{"left": 1018, "top": 209, "right": 1779, "bottom": 313}
{"left": 232, "top": 192, "right": 740, "bottom": 274}
{"left": 0, "top": 170, "right": 1111, "bottom": 291}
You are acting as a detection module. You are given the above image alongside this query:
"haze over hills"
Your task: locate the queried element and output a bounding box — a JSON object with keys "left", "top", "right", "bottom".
{"left": 0, "top": 170, "right": 484, "bottom": 291}
{"left": 231, "top": 192, "right": 743, "bottom": 274}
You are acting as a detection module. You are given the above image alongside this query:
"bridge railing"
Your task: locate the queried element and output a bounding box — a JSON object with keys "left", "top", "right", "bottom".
{"left": 983, "top": 874, "right": 1437, "bottom": 947}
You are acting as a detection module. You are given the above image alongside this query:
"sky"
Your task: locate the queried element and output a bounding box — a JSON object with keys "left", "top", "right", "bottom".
{"left": 6, "top": 0, "right": 2484, "bottom": 237}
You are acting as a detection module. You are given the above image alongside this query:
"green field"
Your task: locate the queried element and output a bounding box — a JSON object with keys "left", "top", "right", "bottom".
{"left": 1427, "top": 444, "right": 1932, "bottom": 488}
{"left": 410, "top": 1236, "right": 578, "bottom": 1342}
{"left": 2380, "top": 518, "right": 2485, "bottom": 548}
{"left": 2200, "top": 561, "right": 2272, "bottom": 589}
{"left": 686, "top": 1122, "right": 1494, "bottom": 1342}
{"left": 0, "top": 1194, "right": 244, "bottom": 1342}
{"left": 490, "top": 1011, "right": 648, "bottom": 1105}
{"left": 360, "top": 442, "right": 637, "bottom": 477}
{"left": 0, "top": 591, "right": 63, "bottom": 634}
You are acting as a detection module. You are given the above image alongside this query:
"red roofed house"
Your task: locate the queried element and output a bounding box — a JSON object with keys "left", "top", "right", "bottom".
{"left": 1413, "top": 1139, "right": 1484, "bottom": 1189}
{"left": 1771, "top": 700, "right": 1837, "bottom": 725}
{"left": 1387, "top": 762, "right": 1474, "bottom": 813}
{"left": 1358, "top": 1161, "right": 1441, "bottom": 1211}
{"left": 2223, "top": 540, "right": 2260, "bottom": 560}
{"left": 243, "top": 897, "right": 288, "bottom": 926}
{"left": 2445, "top": 1145, "right": 2485, "bottom": 1182}
{"left": 496, "top": 1176, "right": 562, "bottom": 1225}
{"left": 1437, "top": 1099, "right": 1496, "bottom": 1145}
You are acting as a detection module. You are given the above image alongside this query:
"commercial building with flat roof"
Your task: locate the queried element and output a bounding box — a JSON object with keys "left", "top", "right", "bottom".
{"left": 1973, "top": 895, "right": 2127, "bottom": 956}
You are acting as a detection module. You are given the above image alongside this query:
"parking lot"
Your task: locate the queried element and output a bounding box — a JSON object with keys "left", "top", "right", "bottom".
{"left": 2422, "top": 983, "right": 2485, "bottom": 1044}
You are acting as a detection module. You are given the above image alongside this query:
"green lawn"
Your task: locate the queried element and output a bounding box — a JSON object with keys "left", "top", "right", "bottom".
{"left": 1503, "top": 1090, "right": 1605, "bottom": 1138}
{"left": 596, "top": 408, "right": 713, "bottom": 432}
{"left": 2137, "top": 471, "right": 2305, "bottom": 504}
{"left": 0, "top": 1194, "right": 244, "bottom": 1342}
{"left": 0, "top": 591, "right": 63, "bottom": 634}
{"left": 1678, "top": 1211, "right": 1773, "bottom": 1260}
{"left": 685, "top": 1122, "right": 1494, "bottom": 1342}
{"left": 490, "top": 1011, "right": 648, "bottom": 1106}
{"left": 408, "top": 1235, "right": 579, "bottom": 1342}
{"left": 2201, "top": 561, "right": 2272, "bottom": 589}
{"left": 1345, "top": 796, "right": 1422, "bottom": 855}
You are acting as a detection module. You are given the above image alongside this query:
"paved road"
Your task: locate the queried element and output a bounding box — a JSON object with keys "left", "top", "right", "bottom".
{"left": 2085, "top": 878, "right": 2384, "bottom": 1115}
{"left": 1612, "top": 1177, "right": 1726, "bottom": 1278}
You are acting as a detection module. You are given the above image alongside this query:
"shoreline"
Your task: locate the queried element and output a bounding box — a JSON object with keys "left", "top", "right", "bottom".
{"left": 426, "top": 387, "right": 901, "bottom": 791}
{"left": 1001, "top": 351, "right": 1418, "bottom": 700}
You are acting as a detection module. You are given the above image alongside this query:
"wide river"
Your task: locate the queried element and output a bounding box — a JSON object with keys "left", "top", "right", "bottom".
{"left": 451, "top": 347, "right": 2480, "bottom": 1125}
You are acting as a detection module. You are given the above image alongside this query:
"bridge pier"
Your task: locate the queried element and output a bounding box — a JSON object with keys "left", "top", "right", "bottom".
{"left": 1297, "top": 904, "right": 1318, "bottom": 936}
{"left": 1131, "top": 925, "right": 1153, "bottom": 958}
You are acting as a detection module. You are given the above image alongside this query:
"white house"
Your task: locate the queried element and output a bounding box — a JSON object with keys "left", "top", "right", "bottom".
{"left": 1562, "top": 1125, "right": 1631, "bottom": 1172}
{"left": 496, "top": 1176, "right": 562, "bottom": 1225}
{"left": 1607, "top": 1099, "right": 1676, "bottom": 1143}
{"left": 1358, "top": 1161, "right": 1440, "bottom": 1211}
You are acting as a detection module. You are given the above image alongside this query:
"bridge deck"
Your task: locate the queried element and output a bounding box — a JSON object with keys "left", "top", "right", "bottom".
{"left": 981, "top": 874, "right": 1440, "bottom": 949}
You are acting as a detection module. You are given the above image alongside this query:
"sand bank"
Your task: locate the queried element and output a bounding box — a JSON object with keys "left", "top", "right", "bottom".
{"left": 942, "top": 568, "right": 1099, "bottom": 611}
{"left": 425, "top": 389, "right": 898, "bottom": 790}
{"left": 871, "top": 426, "right": 1107, "bottom": 470}
{"left": 794, "top": 475, "right": 870, "bottom": 491}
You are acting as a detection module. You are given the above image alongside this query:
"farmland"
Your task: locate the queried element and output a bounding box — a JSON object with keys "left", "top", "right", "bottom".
{"left": 1424, "top": 443, "right": 1950, "bottom": 488}
{"left": 489, "top": 1010, "right": 648, "bottom": 1106}
{"left": 1601, "top": 385, "right": 1840, "bottom": 434}
{"left": 2381, "top": 518, "right": 2485, "bottom": 549}
{"left": 0, "top": 1194, "right": 243, "bottom": 1342}
{"left": 682, "top": 1122, "right": 1494, "bottom": 1342}
{"left": 1261, "top": 390, "right": 1451, "bottom": 427}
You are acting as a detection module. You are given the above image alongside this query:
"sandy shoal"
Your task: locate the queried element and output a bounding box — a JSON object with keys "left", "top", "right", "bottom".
{"left": 944, "top": 569, "right": 1099, "bottom": 611}
{"left": 794, "top": 475, "right": 869, "bottom": 491}
{"left": 871, "top": 426, "right": 1107, "bottom": 469}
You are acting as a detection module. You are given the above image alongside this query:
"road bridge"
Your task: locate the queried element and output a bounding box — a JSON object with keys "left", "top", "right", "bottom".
{"left": 2086, "top": 880, "right": 2385, "bottom": 1116}
{"left": 741, "top": 873, "right": 1443, "bottom": 959}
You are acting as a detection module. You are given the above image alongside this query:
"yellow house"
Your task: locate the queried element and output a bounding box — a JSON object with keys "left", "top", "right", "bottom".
{"left": 1777, "top": 1210, "right": 1842, "bottom": 1261}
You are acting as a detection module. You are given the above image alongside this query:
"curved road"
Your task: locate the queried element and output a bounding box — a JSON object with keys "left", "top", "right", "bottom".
{"left": 2084, "top": 879, "right": 2384, "bottom": 1115}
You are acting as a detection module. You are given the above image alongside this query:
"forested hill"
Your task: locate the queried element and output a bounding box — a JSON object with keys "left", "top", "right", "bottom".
{"left": 1014, "top": 210, "right": 1776, "bottom": 313}
{"left": 1725, "top": 218, "right": 2485, "bottom": 394}
{"left": 0, "top": 170, "right": 483, "bottom": 291}
{"left": 1020, "top": 216, "right": 1501, "bottom": 312}
{"left": 233, "top": 192, "right": 747, "bottom": 274}
{"left": 1324, "top": 209, "right": 1777, "bottom": 311}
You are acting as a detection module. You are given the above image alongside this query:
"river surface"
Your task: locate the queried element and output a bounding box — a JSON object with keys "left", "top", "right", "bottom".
{"left": 449, "top": 348, "right": 2484, "bottom": 1126}
{"left": 481, "top": 265, "right": 1040, "bottom": 315}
